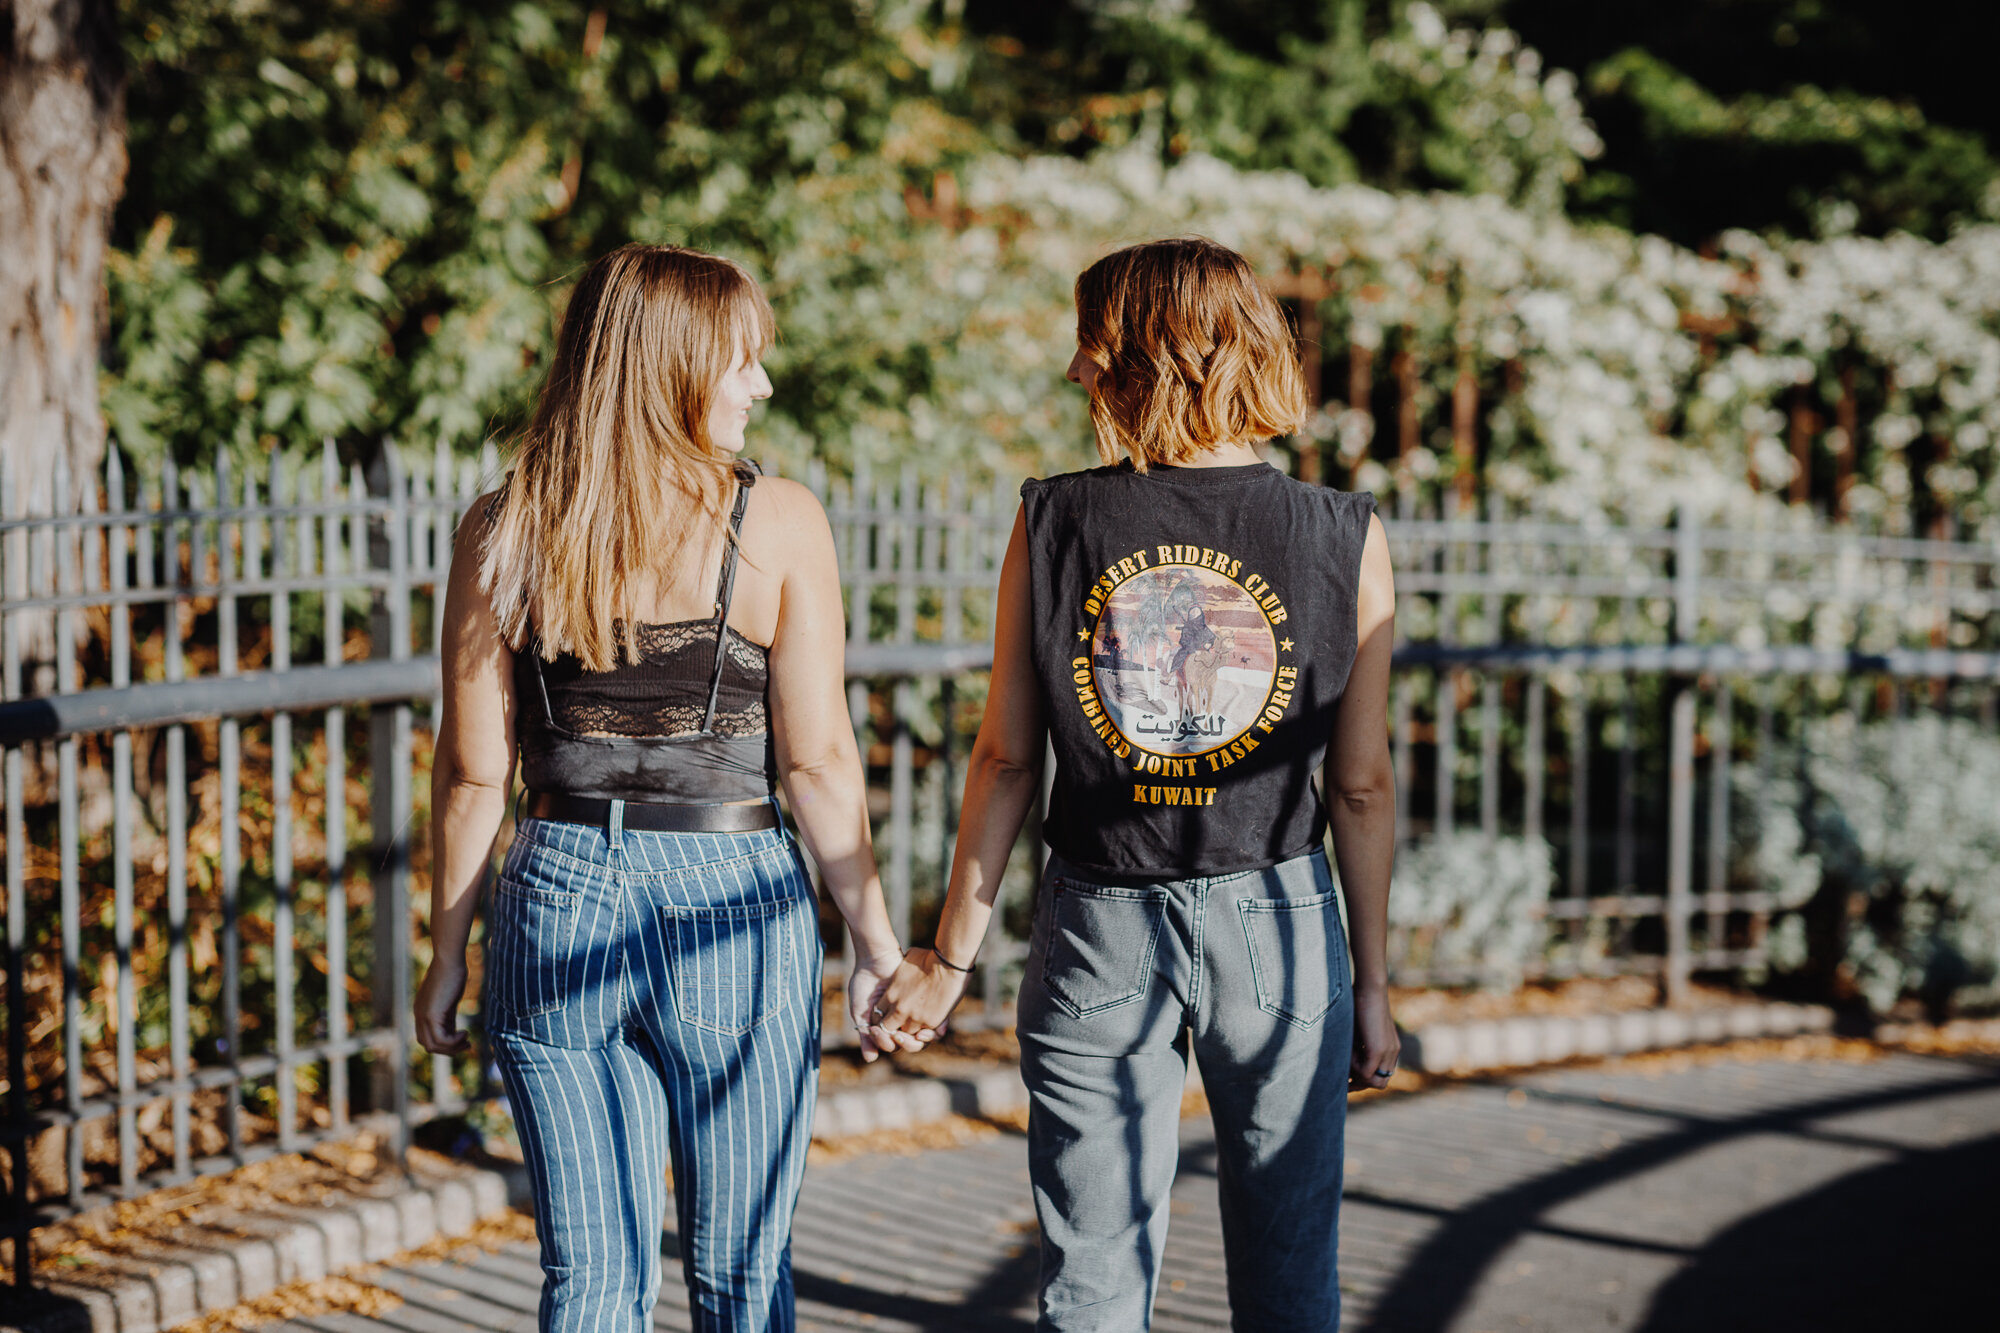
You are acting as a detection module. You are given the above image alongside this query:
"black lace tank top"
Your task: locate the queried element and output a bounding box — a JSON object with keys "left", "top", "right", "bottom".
{"left": 512, "top": 463, "right": 777, "bottom": 803}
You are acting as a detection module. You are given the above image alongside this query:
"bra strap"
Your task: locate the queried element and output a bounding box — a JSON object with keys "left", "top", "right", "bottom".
{"left": 702, "top": 462, "right": 760, "bottom": 733}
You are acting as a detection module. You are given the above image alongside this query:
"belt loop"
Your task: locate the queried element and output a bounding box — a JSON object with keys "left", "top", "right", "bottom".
{"left": 767, "top": 793, "right": 785, "bottom": 836}
{"left": 608, "top": 798, "right": 626, "bottom": 855}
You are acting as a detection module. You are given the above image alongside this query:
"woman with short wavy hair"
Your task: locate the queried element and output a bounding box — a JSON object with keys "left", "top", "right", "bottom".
{"left": 415, "top": 244, "right": 917, "bottom": 1333}
{"left": 879, "top": 237, "right": 1401, "bottom": 1332}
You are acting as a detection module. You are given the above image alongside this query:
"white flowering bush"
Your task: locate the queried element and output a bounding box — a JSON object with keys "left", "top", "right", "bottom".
{"left": 780, "top": 123, "right": 2000, "bottom": 533}
{"left": 1749, "top": 715, "right": 2000, "bottom": 1013}
{"left": 1387, "top": 832, "right": 1554, "bottom": 988}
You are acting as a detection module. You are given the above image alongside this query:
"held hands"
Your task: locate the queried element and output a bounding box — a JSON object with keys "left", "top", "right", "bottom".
{"left": 849, "top": 947, "right": 946, "bottom": 1062}
{"left": 869, "top": 949, "right": 972, "bottom": 1053}
{"left": 1349, "top": 983, "right": 1401, "bottom": 1091}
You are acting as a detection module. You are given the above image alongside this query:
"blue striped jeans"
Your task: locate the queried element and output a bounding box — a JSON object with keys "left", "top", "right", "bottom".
{"left": 484, "top": 804, "right": 823, "bottom": 1333}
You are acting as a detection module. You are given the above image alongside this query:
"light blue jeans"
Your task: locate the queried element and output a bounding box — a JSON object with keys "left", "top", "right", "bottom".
{"left": 1019, "top": 848, "right": 1353, "bottom": 1332}
{"left": 484, "top": 806, "right": 822, "bottom": 1333}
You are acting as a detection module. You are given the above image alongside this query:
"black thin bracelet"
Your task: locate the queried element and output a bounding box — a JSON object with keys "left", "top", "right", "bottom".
{"left": 931, "top": 944, "right": 976, "bottom": 973}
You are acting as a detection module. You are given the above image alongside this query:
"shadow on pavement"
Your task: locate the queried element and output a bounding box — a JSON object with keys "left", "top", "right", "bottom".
{"left": 1360, "top": 1063, "right": 2000, "bottom": 1333}
{"left": 1634, "top": 1132, "right": 2000, "bottom": 1332}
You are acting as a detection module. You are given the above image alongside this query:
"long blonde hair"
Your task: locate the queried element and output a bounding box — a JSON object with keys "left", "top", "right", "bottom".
{"left": 480, "top": 244, "right": 775, "bottom": 669}
{"left": 1074, "top": 238, "right": 1307, "bottom": 471}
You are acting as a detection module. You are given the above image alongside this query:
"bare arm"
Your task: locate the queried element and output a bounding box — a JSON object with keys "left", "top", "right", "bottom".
{"left": 877, "top": 505, "right": 1044, "bottom": 1034}
{"left": 762, "top": 480, "right": 909, "bottom": 1058}
{"left": 415, "top": 495, "right": 517, "bottom": 1058}
{"left": 1327, "top": 512, "right": 1399, "bottom": 1089}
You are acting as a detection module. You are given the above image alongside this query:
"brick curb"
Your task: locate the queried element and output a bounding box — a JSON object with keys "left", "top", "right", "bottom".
{"left": 6, "top": 1161, "right": 510, "bottom": 1333}
{"left": 1402, "top": 1001, "right": 1837, "bottom": 1075}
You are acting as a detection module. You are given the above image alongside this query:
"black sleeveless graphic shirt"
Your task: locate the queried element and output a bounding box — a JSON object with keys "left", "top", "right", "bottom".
{"left": 1021, "top": 461, "right": 1376, "bottom": 878}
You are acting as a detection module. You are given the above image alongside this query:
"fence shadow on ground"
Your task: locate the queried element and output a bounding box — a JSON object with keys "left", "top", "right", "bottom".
{"left": 1353, "top": 1062, "right": 2000, "bottom": 1333}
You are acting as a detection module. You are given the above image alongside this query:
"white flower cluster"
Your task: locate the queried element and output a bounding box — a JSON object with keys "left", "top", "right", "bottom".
{"left": 1747, "top": 714, "right": 2000, "bottom": 1013}
{"left": 1384, "top": 831, "right": 1554, "bottom": 988}
{"left": 917, "top": 146, "right": 2000, "bottom": 535}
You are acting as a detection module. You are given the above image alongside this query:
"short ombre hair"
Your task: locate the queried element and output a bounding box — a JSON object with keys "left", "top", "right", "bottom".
{"left": 1073, "top": 238, "right": 1308, "bottom": 471}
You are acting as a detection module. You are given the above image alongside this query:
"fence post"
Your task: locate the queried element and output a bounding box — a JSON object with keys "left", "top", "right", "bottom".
{"left": 1665, "top": 685, "right": 1696, "bottom": 1007}
{"left": 369, "top": 446, "right": 414, "bottom": 1166}
{"left": 2, "top": 455, "right": 27, "bottom": 1286}
{"left": 1665, "top": 501, "right": 1701, "bottom": 1005}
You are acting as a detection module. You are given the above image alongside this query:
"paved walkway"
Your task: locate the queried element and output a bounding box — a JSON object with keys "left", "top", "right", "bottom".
{"left": 277, "top": 1050, "right": 2000, "bottom": 1332}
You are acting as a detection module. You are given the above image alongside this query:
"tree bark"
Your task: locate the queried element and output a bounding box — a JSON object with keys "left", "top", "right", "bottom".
{"left": 0, "top": 0, "right": 126, "bottom": 517}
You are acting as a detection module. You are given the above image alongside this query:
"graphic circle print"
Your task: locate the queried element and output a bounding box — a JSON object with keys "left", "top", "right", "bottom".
{"left": 1088, "top": 565, "right": 1278, "bottom": 758}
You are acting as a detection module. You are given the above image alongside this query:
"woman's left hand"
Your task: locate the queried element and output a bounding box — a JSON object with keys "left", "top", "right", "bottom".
{"left": 1350, "top": 983, "right": 1401, "bottom": 1091}
{"left": 874, "top": 949, "right": 971, "bottom": 1048}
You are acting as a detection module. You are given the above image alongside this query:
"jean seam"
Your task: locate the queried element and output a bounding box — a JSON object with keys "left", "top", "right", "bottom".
{"left": 1186, "top": 880, "right": 1206, "bottom": 1019}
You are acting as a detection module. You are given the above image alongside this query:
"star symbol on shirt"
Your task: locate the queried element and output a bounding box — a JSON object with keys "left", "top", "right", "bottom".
{"left": 1279, "top": 637, "right": 1295, "bottom": 652}
{"left": 1077, "top": 628, "right": 1090, "bottom": 641}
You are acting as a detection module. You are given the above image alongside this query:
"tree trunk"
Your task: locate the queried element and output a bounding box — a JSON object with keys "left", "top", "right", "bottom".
{"left": 0, "top": 0, "right": 126, "bottom": 517}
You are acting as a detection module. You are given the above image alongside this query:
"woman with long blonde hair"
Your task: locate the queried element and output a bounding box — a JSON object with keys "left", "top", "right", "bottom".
{"left": 878, "top": 237, "right": 1400, "bottom": 1330}
{"left": 414, "top": 244, "right": 917, "bottom": 1332}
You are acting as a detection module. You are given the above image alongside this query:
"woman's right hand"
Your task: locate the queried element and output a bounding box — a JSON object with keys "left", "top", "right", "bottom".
{"left": 874, "top": 949, "right": 971, "bottom": 1046}
{"left": 415, "top": 955, "right": 472, "bottom": 1057}
{"left": 849, "top": 947, "right": 936, "bottom": 1061}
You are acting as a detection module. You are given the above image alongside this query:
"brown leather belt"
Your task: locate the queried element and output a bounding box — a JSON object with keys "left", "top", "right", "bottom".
{"left": 525, "top": 792, "right": 779, "bottom": 833}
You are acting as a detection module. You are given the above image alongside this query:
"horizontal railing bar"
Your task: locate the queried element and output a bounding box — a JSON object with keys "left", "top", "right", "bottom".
{"left": 1392, "top": 571, "right": 2000, "bottom": 610}
{"left": 0, "top": 1030, "right": 401, "bottom": 1138}
{"left": 0, "top": 661, "right": 442, "bottom": 743}
{"left": 1392, "top": 643, "right": 2000, "bottom": 679}
{"left": 12, "top": 637, "right": 1992, "bottom": 745}
{"left": 0, "top": 573, "right": 430, "bottom": 615}
{"left": 844, "top": 642, "right": 997, "bottom": 676}
{"left": 0, "top": 644, "right": 1013, "bottom": 742}
{"left": 0, "top": 498, "right": 410, "bottom": 535}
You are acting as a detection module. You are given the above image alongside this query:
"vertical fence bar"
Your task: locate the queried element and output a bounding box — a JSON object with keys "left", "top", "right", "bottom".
{"left": 109, "top": 453, "right": 139, "bottom": 1194}
{"left": 1566, "top": 684, "right": 1590, "bottom": 904}
{"left": 53, "top": 458, "right": 86, "bottom": 1209}
{"left": 838, "top": 473, "right": 864, "bottom": 977}
{"left": 1524, "top": 674, "right": 1545, "bottom": 844}
{"left": 1392, "top": 678, "right": 1412, "bottom": 846}
{"left": 419, "top": 449, "right": 457, "bottom": 1114}
{"left": 2, "top": 457, "right": 27, "bottom": 1284}
{"left": 1706, "top": 679, "right": 1733, "bottom": 960}
{"left": 1479, "top": 526, "right": 1501, "bottom": 844}
{"left": 1748, "top": 681, "right": 1776, "bottom": 960}
{"left": 886, "top": 470, "right": 915, "bottom": 948}
{"left": 163, "top": 460, "right": 190, "bottom": 1179}
{"left": 269, "top": 452, "right": 297, "bottom": 1150}
{"left": 1665, "top": 684, "right": 1696, "bottom": 1006}
{"left": 217, "top": 458, "right": 245, "bottom": 1161}
{"left": 369, "top": 447, "right": 414, "bottom": 1165}
{"left": 323, "top": 445, "right": 350, "bottom": 1133}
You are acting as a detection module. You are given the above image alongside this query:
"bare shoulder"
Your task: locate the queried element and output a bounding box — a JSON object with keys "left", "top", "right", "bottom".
{"left": 455, "top": 489, "right": 505, "bottom": 544}
{"left": 744, "top": 475, "right": 833, "bottom": 557}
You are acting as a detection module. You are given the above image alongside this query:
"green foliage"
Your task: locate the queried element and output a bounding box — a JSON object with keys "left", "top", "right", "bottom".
{"left": 1467, "top": 0, "right": 2000, "bottom": 243}
{"left": 1583, "top": 47, "right": 1997, "bottom": 241}
{"left": 964, "top": 0, "right": 1599, "bottom": 213}
{"left": 104, "top": 0, "right": 989, "bottom": 471}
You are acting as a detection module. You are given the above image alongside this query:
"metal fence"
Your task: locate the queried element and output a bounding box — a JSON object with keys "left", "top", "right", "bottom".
{"left": 4, "top": 445, "right": 2000, "bottom": 1285}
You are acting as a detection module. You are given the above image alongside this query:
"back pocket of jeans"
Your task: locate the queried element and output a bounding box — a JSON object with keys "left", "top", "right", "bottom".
{"left": 486, "top": 877, "right": 584, "bottom": 1027}
{"left": 1042, "top": 879, "right": 1168, "bottom": 1019}
{"left": 661, "top": 896, "right": 795, "bottom": 1036}
{"left": 1237, "top": 890, "right": 1344, "bottom": 1027}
